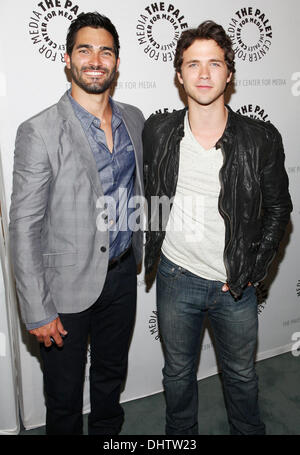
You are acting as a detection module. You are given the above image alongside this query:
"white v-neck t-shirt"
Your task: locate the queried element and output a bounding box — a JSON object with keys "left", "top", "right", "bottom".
{"left": 161, "top": 112, "right": 227, "bottom": 282}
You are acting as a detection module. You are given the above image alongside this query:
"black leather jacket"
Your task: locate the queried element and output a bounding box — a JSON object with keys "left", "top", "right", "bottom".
{"left": 143, "top": 106, "right": 292, "bottom": 298}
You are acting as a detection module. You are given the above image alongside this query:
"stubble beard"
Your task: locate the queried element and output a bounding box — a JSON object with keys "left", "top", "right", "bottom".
{"left": 70, "top": 63, "right": 117, "bottom": 95}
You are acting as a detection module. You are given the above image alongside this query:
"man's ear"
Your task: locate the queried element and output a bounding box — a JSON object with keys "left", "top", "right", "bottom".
{"left": 64, "top": 53, "right": 71, "bottom": 69}
{"left": 227, "top": 71, "right": 232, "bottom": 84}
{"left": 177, "top": 71, "right": 184, "bottom": 85}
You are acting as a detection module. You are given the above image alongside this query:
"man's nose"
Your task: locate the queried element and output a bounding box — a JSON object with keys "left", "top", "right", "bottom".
{"left": 199, "top": 64, "right": 210, "bottom": 78}
{"left": 89, "top": 51, "right": 104, "bottom": 67}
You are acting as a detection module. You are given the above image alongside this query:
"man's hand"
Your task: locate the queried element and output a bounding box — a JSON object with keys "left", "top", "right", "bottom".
{"left": 29, "top": 317, "right": 68, "bottom": 348}
{"left": 222, "top": 282, "right": 252, "bottom": 292}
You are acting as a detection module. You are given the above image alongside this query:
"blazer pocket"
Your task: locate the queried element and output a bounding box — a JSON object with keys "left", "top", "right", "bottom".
{"left": 42, "top": 252, "right": 77, "bottom": 268}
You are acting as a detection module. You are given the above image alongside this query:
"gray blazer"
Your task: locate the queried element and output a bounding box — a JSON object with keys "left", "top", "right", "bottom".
{"left": 9, "top": 91, "right": 145, "bottom": 326}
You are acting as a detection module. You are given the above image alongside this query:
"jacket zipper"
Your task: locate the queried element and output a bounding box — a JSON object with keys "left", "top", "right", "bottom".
{"left": 219, "top": 144, "right": 234, "bottom": 284}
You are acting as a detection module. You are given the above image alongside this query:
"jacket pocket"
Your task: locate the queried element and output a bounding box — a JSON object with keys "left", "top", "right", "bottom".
{"left": 42, "top": 252, "right": 77, "bottom": 268}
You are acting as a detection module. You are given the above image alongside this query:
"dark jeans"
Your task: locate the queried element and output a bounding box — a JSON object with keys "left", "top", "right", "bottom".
{"left": 157, "top": 254, "right": 265, "bottom": 435}
{"left": 40, "top": 249, "right": 137, "bottom": 435}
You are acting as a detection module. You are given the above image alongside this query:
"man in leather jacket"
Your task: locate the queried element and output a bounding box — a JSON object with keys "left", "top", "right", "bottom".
{"left": 143, "top": 21, "right": 292, "bottom": 435}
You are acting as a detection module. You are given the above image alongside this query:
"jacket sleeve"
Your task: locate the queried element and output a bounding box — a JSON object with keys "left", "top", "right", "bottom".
{"left": 142, "top": 117, "right": 155, "bottom": 228}
{"left": 142, "top": 117, "right": 155, "bottom": 273}
{"left": 9, "top": 121, "right": 57, "bottom": 327}
{"left": 142, "top": 116, "right": 152, "bottom": 193}
{"left": 142, "top": 114, "right": 158, "bottom": 207}
{"left": 251, "top": 128, "right": 292, "bottom": 284}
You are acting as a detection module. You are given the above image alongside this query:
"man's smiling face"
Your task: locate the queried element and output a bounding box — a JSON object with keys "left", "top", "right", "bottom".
{"left": 65, "top": 26, "right": 119, "bottom": 95}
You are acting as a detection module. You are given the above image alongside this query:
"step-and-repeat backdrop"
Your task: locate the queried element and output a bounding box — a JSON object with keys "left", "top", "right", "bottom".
{"left": 0, "top": 151, "right": 20, "bottom": 434}
{"left": 0, "top": 0, "right": 300, "bottom": 432}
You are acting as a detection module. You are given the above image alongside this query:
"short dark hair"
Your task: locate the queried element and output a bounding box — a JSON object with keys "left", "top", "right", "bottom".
{"left": 174, "top": 20, "right": 235, "bottom": 75}
{"left": 66, "top": 12, "right": 120, "bottom": 58}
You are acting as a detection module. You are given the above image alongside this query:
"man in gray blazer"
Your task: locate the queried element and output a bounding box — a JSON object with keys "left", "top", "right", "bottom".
{"left": 9, "top": 12, "right": 144, "bottom": 435}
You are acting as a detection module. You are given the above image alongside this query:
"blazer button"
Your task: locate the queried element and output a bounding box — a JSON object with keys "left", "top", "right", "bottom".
{"left": 100, "top": 246, "right": 106, "bottom": 253}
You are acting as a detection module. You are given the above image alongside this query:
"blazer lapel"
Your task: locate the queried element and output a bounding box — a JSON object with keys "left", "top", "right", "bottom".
{"left": 116, "top": 103, "right": 143, "bottom": 194}
{"left": 57, "top": 92, "right": 104, "bottom": 198}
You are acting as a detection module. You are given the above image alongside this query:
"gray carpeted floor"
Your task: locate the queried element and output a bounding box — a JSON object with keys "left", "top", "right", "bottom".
{"left": 19, "top": 351, "right": 300, "bottom": 435}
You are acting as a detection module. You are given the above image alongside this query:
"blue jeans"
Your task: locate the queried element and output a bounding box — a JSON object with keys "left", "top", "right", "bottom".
{"left": 157, "top": 254, "right": 266, "bottom": 435}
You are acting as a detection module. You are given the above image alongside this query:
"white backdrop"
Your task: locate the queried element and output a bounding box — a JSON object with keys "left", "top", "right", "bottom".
{"left": 0, "top": 0, "right": 299, "bottom": 432}
{"left": 0, "top": 151, "right": 19, "bottom": 434}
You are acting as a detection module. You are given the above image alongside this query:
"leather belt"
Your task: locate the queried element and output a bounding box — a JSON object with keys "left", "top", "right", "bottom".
{"left": 107, "top": 246, "right": 132, "bottom": 271}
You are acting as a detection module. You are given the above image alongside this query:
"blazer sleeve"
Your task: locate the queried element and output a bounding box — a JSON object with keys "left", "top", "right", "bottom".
{"left": 9, "top": 121, "right": 58, "bottom": 326}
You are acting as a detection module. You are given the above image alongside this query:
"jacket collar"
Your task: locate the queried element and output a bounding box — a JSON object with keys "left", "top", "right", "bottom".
{"left": 174, "top": 104, "right": 236, "bottom": 147}
{"left": 216, "top": 105, "right": 236, "bottom": 149}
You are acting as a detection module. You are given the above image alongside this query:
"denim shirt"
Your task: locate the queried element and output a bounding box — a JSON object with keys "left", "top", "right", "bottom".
{"left": 68, "top": 90, "right": 136, "bottom": 260}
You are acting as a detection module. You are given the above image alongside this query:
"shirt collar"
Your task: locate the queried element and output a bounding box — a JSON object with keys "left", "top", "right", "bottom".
{"left": 67, "top": 89, "right": 122, "bottom": 131}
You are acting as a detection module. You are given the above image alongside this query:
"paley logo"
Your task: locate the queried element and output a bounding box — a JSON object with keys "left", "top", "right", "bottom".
{"left": 227, "top": 7, "right": 273, "bottom": 62}
{"left": 286, "top": 281, "right": 300, "bottom": 357}
{"left": 291, "top": 332, "right": 300, "bottom": 357}
{"left": 28, "top": 0, "right": 81, "bottom": 63}
{"left": 255, "top": 283, "right": 268, "bottom": 315}
{"left": 136, "top": 2, "right": 188, "bottom": 62}
{"left": 236, "top": 104, "right": 270, "bottom": 122}
{"left": 148, "top": 310, "right": 160, "bottom": 341}
{"left": 291, "top": 72, "right": 300, "bottom": 96}
{"left": 154, "top": 107, "right": 177, "bottom": 115}
{"left": 297, "top": 280, "right": 300, "bottom": 298}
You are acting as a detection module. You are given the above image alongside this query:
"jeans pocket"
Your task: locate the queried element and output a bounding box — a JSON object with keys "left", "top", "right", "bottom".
{"left": 158, "top": 256, "right": 182, "bottom": 281}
